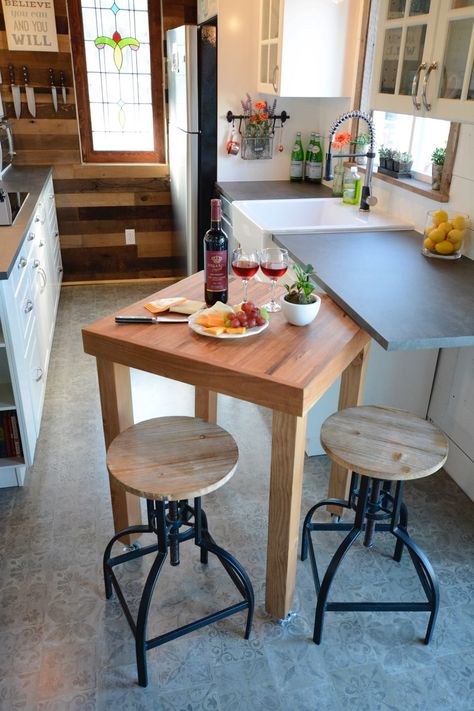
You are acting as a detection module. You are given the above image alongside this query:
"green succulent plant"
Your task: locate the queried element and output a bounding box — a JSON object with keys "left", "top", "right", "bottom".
{"left": 284, "top": 263, "right": 316, "bottom": 305}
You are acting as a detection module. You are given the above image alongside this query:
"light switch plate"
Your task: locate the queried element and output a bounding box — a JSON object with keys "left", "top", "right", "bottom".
{"left": 125, "top": 229, "right": 135, "bottom": 245}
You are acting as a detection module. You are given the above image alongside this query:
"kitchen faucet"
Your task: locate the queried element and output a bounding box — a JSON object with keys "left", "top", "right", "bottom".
{"left": 324, "top": 110, "right": 377, "bottom": 212}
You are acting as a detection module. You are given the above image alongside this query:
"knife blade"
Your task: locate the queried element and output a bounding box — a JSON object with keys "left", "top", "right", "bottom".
{"left": 0, "top": 71, "right": 4, "bottom": 119}
{"left": 115, "top": 316, "right": 189, "bottom": 324}
{"left": 23, "top": 66, "right": 36, "bottom": 118}
{"left": 49, "top": 68, "right": 58, "bottom": 112}
{"left": 8, "top": 65, "right": 21, "bottom": 119}
{"left": 59, "top": 71, "right": 67, "bottom": 105}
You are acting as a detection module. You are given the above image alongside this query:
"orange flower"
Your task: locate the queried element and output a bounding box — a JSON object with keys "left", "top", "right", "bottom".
{"left": 255, "top": 101, "right": 266, "bottom": 110}
{"left": 259, "top": 112, "right": 268, "bottom": 120}
{"left": 250, "top": 115, "right": 259, "bottom": 123}
{"left": 332, "top": 132, "right": 352, "bottom": 148}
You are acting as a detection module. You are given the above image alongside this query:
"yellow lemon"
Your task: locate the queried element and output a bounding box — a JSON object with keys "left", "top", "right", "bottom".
{"left": 435, "top": 240, "right": 455, "bottom": 255}
{"left": 426, "top": 224, "right": 437, "bottom": 235}
{"left": 452, "top": 215, "right": 466, "bottom": 231}
{"left": 447, "top": 228, "right": 464, "bottom": 244}
{"left": 429, "top": 228, "right": 445, "bottom": 243}
{"left": 423, "top": 237, "right": 435, "bottom": 250}
{"left": 432, "top": 209, "right": 448, "bottom": 226}
{"left": 438, "top": 221, "right": 453, "bottom": 235}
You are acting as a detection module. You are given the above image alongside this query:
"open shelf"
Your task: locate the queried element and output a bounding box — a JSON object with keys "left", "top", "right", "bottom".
{"left": 0, "top": 383, "right": 15, "bottom": 410}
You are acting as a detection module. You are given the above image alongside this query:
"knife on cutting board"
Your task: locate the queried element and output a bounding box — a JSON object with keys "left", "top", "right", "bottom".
{"left": 49, "top": 68, "right": 58, "bottom": 112}
{"left": 59, "top": 71, "right": 67, "bottom": 105}
{"left": 23, "top": 66, "right": 36, "bottom": 118}
{"left": 115, "top": 316, "right": 189, "bottom": 324}
{"left": 8, "top": 65, "right": 21, "bottom": 119}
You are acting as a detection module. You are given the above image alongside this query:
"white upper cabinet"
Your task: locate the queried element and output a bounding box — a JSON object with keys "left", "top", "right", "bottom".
{"left": 257, "top": 0, "right": 361, "bottom": 98}
{"left": 371, "top": 0, "right": 474, "bottom": 123}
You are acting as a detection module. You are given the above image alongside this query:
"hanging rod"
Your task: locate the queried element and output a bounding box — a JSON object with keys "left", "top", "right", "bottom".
{"left": 226, "top": 110, "right": 290, "bottom": 125}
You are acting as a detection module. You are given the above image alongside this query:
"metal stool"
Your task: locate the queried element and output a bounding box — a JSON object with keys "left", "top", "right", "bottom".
{"left": 103, "top": 416, "right": 254, "bottom": 687}
{"left": 301, "top": 405, "right": 448, "bottom": 646}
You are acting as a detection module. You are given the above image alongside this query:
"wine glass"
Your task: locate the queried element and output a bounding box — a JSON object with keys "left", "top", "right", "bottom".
{"left": 231, "top": 248, "right": 259, "bottom": 303}
{"left": 259, "top": 247, "right": 289, "bottom": 313}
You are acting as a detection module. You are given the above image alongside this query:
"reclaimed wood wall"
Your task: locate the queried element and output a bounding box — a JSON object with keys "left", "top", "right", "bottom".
{"left": 0, "top": 0, "right": 197, "bottom": 282}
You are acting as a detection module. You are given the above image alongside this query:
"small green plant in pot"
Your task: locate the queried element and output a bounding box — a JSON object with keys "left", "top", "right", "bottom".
{"left": 281, "top": 263, "right": 321, "bottom": 326}
{"left": 431, "top": 146, "right": 446, "bottom": 191}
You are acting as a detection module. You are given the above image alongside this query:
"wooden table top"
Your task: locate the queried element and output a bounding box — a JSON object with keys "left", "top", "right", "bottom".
{"left": 82, "top": 272, "right": 370, "bottom": 416}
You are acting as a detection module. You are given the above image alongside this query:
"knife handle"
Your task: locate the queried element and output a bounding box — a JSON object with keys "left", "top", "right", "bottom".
{"left": 49, "top": 68, "right": 55, "bottom": 86}
{"left": 59, "top": 70, "right": 65, "bottom": 86}
{"left": 8, "top": 64, "right": 15, "bottom": 84}
{"left": 115, "top": 316, "right": 155, "bottom": 324}
{"left": 22, "top": 66, "right": 29, "bottom": 84}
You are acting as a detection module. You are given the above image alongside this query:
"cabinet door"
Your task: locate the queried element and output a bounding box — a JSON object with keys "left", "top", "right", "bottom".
{"left": 257, "top": 0, "right": 282, "bottom": 95}
{"left": 426, "top": 1, "right": 474, "bottom": 121}
{"left": 371, "top": 0, "right": 441, "bottom": 115}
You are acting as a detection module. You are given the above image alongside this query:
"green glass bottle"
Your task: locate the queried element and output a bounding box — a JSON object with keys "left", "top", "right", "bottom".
{"left": 304, "top": 132, "right": 316, "bottom": 181}
{"left": 307, "top": 132, "right": 323, "bottom": 184}
{"left": 290, "top": 132, "right": 304, "bottom": 182}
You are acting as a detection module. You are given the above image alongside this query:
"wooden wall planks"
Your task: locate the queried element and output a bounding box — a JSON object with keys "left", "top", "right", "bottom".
{"left": 0, "top": 0, "right": 196, "bottom": 282}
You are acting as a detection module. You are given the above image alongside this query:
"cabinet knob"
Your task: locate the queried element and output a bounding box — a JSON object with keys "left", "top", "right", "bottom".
{"left": 35, "top": 215, "right": 41, "bottom": 223}
{"left": 33, "top": 258, "right": 40, "bottom": 268}
{"left": 39, "top": 240, "right": 45, "bottom": 247}
{"left": 58, "top": 266, "right": 63, "bottom": 273}
{"left": 34, "top": 367, "right": 44, "bottom": 382}
{"left": 24, "top": 299, "right": 34, "bottom": 313}
{"left": 18, "top": 257, "right": 27, "bottom": 269}
{"left": 27, "top": 231, "right": 35, "bottom": 241}
{"left": 49, "top": 194, "right": 54, "bottom": 200}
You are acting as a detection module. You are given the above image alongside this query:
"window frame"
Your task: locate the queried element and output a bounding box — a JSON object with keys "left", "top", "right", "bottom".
{"left": 67, "top": 0, "right": 165, "bottom": 164}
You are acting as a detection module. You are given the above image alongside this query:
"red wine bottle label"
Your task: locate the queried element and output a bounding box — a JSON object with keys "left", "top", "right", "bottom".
{"left": 205, "top": 250, "right": 228, "bottom": 291}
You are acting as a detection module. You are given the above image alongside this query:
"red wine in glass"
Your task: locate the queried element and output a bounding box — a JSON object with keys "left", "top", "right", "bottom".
{"left": 231, "top": 249, "right": 259, "bottom": 302}
{"left": 259, "top": 247, "right": 289, "bottom": 312}
{"left": 260, "top": 262, "right": 288, "bottom": 279}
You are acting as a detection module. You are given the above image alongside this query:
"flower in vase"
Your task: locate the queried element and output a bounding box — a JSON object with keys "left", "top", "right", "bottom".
{"left": 241, "top": 94, "right": 274, "bottom": 138}
{"left": 332, "top": 132, "right": 352, "bottom": 151}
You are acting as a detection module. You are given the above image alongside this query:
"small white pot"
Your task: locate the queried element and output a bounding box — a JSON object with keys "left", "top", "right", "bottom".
{"left": 280, "top": 294, "right": 321, "bottom": 326}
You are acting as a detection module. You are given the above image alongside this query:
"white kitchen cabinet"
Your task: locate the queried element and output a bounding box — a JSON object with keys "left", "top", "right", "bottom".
{"left": 0, "top": 175, "right": 62, "bottom": 486}
{"left": 371, "top": 0, "right": 474, "bottom": 123}
{"left": 257, "top": 0, "right": 361, "bottom": 98}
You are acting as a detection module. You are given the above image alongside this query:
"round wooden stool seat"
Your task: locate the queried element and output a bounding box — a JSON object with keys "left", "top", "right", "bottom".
{"left": 106, "top": 416, "right": 239, "bottom": 501}
{"left": 321, "top": 405, "right": 448, "bottom": 481}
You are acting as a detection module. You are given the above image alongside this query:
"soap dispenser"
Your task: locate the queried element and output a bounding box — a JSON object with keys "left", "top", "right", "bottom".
{"left": 343, "top": 166, "right": 362, "bottom": 205}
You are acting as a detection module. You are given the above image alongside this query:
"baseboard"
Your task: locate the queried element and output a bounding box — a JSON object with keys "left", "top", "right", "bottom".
{"left": 441, "top": 435, "right": 474, "bottom": 502}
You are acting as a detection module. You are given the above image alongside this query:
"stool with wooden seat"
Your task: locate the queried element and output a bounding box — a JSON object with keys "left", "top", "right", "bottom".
{"left": 102, "top": 416, "right": 254, "bottom": 687}
{"left": 301, "top": 405, "right": 448, "bottom": 646}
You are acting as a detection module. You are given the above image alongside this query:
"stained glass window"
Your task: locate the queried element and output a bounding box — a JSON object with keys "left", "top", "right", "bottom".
{"left": 68, "top": 0, "right": 164, "bottom": 163}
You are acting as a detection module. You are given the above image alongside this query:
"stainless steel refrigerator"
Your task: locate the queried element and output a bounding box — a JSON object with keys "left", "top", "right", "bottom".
{"left": 167, "top": 22, "right": 217, "bottom": 276}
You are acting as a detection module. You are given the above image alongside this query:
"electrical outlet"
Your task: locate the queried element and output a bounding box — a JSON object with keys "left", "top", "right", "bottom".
{"left": 125, "top": 228, "right": 135, "bottom": 245}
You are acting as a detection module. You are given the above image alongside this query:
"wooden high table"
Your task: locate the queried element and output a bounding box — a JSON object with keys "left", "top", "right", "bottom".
{"left": 82, "top": 272, "right": 370, "bottom": 620}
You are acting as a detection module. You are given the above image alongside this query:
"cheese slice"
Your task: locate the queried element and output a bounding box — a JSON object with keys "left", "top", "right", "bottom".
{"left": 170, "top": 299, "right": 206, "bottom": 315}
{"left": 144, "top": 297, "right": 187, "bottom": 314}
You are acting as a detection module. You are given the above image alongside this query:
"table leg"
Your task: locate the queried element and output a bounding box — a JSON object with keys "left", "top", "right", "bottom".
{"left": 327, "top": 342, "right": 371, "bottom": 515}
{"left": 265, "top": 410, "right": 307, "bottom": 619}
{"left": 96, "top": 357, "right": 142, "bottom": 543}
{"left": 195, "top": 387, "right": 217, "bottom": 423}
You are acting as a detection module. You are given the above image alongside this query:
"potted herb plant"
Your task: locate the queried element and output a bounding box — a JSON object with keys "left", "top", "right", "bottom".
{"left": 378, "top": 145, "right": 388, "bottom": 169}
{"left": 431, "top": 146, "right": 446, "bottom": 191}
{"left": 281, "top": 263, "right": 321, "bottom": 326}
{"left": 385, "top": 148, "right": 395, "bottom": 172}
{"left": 399, "top": 151, "right": 413, "bottom": 173}
{"left": 354, "top": 131, "right": 371, "bottom": 165}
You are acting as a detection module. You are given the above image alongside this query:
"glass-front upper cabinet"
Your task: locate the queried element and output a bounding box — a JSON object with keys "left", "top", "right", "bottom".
{"left": 258, "top": 0, "right": 282, "bottom": 94}
{"left": 371, "top": 0, "right": 474, "bottom": 122}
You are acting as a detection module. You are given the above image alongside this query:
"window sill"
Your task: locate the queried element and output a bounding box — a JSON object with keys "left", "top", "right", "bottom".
{"left": 347, "top": 164, "right": 449, "bottom": 203}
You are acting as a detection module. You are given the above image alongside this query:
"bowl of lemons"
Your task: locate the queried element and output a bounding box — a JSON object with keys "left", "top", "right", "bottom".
{"left": 422, "top": 210, "right": 469, "bottom": 259}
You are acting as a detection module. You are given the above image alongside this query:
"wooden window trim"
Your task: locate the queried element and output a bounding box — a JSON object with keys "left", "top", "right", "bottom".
{"left": 67, "top": 0, "right": 164, "bottom": 164}
{"left": 351, "top": 0, "right": 459, "bottom": 203}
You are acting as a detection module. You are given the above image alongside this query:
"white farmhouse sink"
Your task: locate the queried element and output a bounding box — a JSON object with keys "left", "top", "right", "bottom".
{"left": 232, "top": 198, "right": 413, "bottom": 252}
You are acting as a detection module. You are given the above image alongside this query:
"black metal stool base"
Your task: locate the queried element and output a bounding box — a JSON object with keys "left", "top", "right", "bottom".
{"left": 301, "top": 473, "right": 439, "bottom": 647}
{"left": 103, "top": 497, "right": 254, "bottom": 687}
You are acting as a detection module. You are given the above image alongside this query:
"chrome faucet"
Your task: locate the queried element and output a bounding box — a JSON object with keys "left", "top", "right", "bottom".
{"left": 324, "top": 110, "right": 377, "bottom": 212}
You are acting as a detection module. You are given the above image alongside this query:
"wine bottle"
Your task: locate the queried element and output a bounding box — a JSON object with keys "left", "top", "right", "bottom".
{"left": 204, "top": 198, "right": 228, "bottom": 306}
{"left": 290, "top": 132, "right": 304, "bottom": 182}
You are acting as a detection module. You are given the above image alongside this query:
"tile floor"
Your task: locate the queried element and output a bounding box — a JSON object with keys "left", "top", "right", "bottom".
{"left": 0, "top": 283, "right": 474, "bottom": 711}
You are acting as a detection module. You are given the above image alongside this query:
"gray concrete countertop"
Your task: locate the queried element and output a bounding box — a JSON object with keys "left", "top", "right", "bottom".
{"left": 0, "top": 166, "right": 53, "bottom": 279}
{"left": 274, "top": 229, "right": 474, "bottom": 351}
{"left": 216, "top": 180, "right": 332, "bottom": 202}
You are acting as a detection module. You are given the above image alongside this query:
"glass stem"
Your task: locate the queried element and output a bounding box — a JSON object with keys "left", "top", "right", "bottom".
{"left": 271, "top": 279, "right": 276, "bottom": 306}
{"left": 242, "top": 279, "right": 248, "bottom": 303}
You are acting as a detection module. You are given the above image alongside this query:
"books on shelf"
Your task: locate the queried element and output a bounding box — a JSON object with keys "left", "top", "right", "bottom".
{"left": 0, "top": 411, "right": 23, "bottom": 459}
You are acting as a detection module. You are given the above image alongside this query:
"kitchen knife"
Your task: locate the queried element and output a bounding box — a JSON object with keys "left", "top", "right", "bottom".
{"left": 8, "top": 65, "right": 21, "bottom": 119}
{"left": 0, "top": 72, "right": 4, "bottom": 119}
{"left": 23, "top": 66, "right": 36, "bottom": 118}
{"left": 49, "top": 68, "right": 58, "bottom": 112}
{"left": 59, "top": 71, "right": 67, "bottom": 105}
{"left": 115, "top": 316, "right": 189, "bottom": 324}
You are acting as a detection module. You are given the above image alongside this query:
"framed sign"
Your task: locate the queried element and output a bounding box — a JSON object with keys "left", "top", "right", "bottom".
{"left": 1, "top": 0, "right": 59, "bottom": 52}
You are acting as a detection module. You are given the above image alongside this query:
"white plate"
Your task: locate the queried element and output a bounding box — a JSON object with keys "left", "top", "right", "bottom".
{"left": 188, "top": 312, "right": 269, "bottom": 339}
